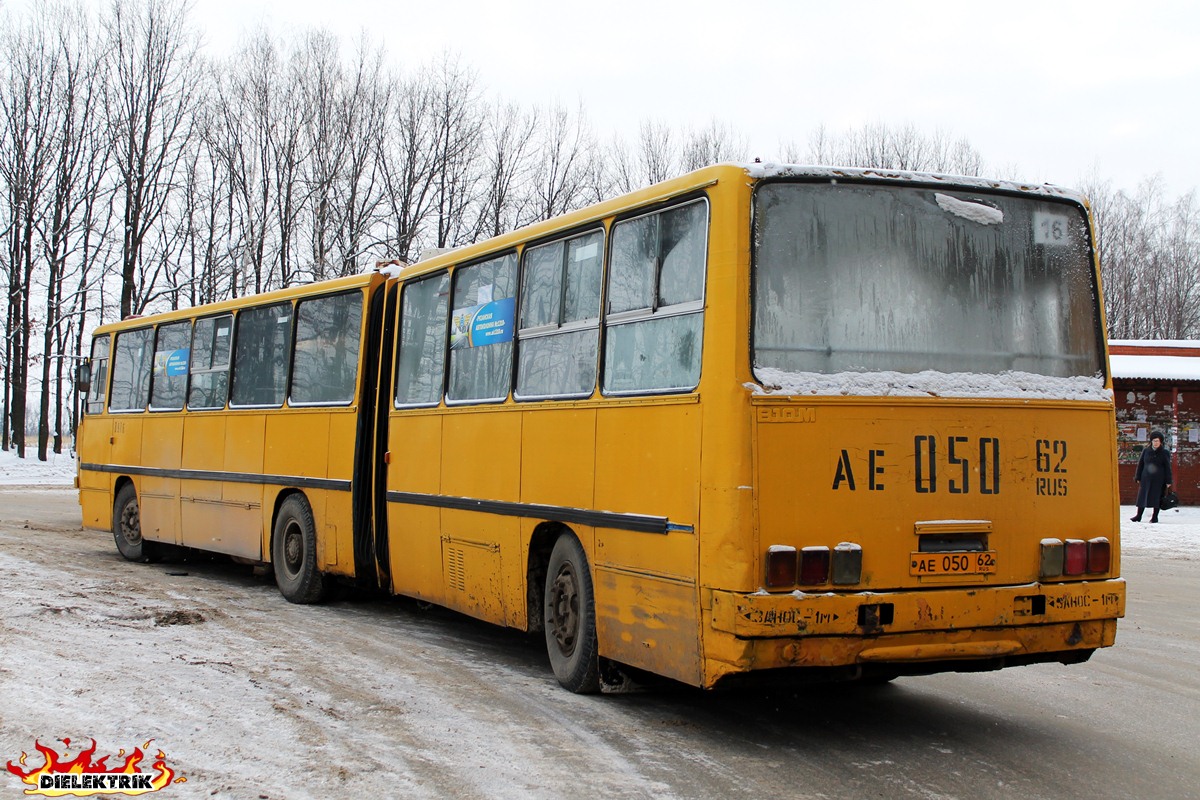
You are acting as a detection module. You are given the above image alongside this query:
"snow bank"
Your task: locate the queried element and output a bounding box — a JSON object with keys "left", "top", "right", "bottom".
{"left": 750, "top": 367, "right": 1111, "bottom": 402}
{"left": 0, "top": 447, "right": 76, "bottom": 486}
{"left": 1120, "top": 504, "right": 1200, "bottom": 557}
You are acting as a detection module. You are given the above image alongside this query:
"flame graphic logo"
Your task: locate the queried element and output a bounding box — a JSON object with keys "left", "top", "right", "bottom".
{"left": 5, "top": 739, "right": 185, "bottom": 797}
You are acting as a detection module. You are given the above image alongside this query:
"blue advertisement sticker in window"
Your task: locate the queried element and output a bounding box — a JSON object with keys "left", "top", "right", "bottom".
{"left": 165, "top": 349, "right": 190, "bottom": 376}
{"left": 451, "top": 297, "right": 515, "bottom": 349}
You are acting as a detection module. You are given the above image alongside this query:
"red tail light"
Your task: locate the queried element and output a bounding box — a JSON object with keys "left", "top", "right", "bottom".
{"left": 799, "top": 546, "right": 831, "bottom": 585}
{"left": 1063, "top": 539, "right": 1087, "bottom": 576}
{"left": 766, "top": 546, "right": 798, "bottom": 588}
{"left": 1087, "top": 537, "right": 1111, "bottom": 573}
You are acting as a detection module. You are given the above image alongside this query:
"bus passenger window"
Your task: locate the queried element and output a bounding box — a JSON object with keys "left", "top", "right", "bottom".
{"left": 516, "top": 230, "right": 602, "bottom": 399}
{"left": 603, "top": 200, "right": 707, "bottom": 395}
{"left": 396, "top": 273, "right": 450, "bottom": 407}
{"left": 188, "top": 315, "right": 232, "bottom": 410}
{"left": 149, "top": 321, "right": 190, "bottom": 411}
{"left": 85, "top": 336, "right": 110, "bottom": 415}
{"left": 291, "top": 292, "right": 363, "bottom": 405}
{"left": 109, "top": 328, "right": 154, "bottom": 412}
{"left": 447, "top": 253, "right": 517, "bottom": 404}
{"left": 231, "top": 302, "right": 293, "bottom": 408}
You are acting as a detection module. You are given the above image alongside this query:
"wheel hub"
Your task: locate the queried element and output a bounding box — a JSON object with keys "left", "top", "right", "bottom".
{"left": 549, "top": 565, "right": 579, "bottom": 657}
{"left": 120, "top": 504, "right": 141, "bottom": 545}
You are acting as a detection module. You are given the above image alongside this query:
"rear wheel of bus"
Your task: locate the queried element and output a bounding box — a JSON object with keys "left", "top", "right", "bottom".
{"left": 272, "top": 494, "right": 326, "bottom": 604}
{"left": 112, "top": 483, "right": 158, "bottom": 562}
{"left": 544, "top": 534, "right": 600, "bottom": 693}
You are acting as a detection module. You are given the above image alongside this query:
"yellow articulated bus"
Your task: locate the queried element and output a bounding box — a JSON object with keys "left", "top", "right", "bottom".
{"left": 76, "top": 163, "right": 1125, "bottom": 692}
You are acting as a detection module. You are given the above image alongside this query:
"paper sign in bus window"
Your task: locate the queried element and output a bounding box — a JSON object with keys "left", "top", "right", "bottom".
{"left": 451, "top": 296, "right": 516, "bottom": 349}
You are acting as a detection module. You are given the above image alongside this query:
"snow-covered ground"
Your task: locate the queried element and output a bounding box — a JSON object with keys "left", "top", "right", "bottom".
{"left": 0, "top": 446, "right": 78, "bottom": 486}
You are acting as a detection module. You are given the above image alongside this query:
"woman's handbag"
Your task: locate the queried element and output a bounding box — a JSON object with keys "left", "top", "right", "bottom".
{"left": 1160, "top": 490, "right": 1180, "bottom": 510}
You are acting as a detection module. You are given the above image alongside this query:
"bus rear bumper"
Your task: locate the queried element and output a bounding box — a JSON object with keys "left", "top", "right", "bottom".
{"left": 706, "top": 578, "right": 1124, "bottom": 674}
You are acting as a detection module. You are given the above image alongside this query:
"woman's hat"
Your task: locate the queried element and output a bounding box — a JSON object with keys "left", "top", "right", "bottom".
{"left": 1150, "top": 430, "right": 1165, "bottom": 443}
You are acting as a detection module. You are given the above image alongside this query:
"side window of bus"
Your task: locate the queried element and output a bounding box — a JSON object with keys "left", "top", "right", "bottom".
{"left": 291, "top": 292, "right": 363, "bottom": 405}
{"left": 516, "top": 230, "right": 603, "bottom": 400}
{"left": 149, "top": 321, "right": 191, "bottom": 411}
{"left": 85, "top": 335, "right": 110, "bottom": 415}
{"left": 447, "top": 253, "right": 517, "bottom": 403}
{"left": 231, "top": 302, "right": 293, "bottom": 408}
{"left": 395, "top": 273, "right": 450, "bottom": 407}
{"left": 109, "top": 328, "right": 154, "bottom": 412}
{"left": 603, "top": 199, "right": 708, "bottom": 394}
{"left": 188, "top": 315, "right": 232, "bottom": 410}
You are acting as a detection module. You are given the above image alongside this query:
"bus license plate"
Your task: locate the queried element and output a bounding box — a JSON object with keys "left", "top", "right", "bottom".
{"left": 910, "top": 551, "right": 997, "bottom": 576}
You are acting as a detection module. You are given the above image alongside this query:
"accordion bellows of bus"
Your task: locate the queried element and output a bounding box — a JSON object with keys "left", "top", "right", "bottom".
{"left": 76, "top": 163, "right": 1125, "bottom": 692}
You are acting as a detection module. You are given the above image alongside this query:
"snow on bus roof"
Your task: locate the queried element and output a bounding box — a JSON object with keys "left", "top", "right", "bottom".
{"left": 748, "top": 367, "right": 1111, "bottom": 402}
{"left": 741, "top": 163, "right": 1087, "bottom": 202}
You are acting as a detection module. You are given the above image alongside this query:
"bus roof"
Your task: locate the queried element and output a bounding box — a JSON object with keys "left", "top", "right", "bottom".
{"left": 92, "top": 272, "right": 381, "bottom": 335}
{"left": 384, "top": 162, "right": 1089, "bottom": 283}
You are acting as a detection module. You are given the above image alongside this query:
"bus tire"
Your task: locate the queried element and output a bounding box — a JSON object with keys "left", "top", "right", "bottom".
{"left": 544, "top": 534, "right": 600, "bottom": 693}
{"left": 272, "top": 494, "right": 325, "bottom": 604}
{"left": 112, "top": 483, "right": 158, "bottom": 562}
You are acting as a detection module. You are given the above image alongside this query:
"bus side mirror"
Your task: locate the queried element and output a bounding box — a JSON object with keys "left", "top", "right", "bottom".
{"left": 75, "top": 361, "right": 91, "bottom": 395}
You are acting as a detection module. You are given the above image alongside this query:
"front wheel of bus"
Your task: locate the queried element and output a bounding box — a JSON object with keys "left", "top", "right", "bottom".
{"left": 544, "top": 534, "right": 600, "bottom": 693}
{"left": 113, "top": 483, "right": 157, "bottom": 562}
{"left": 272, "top": 495, "right": 325, "bottom": 604}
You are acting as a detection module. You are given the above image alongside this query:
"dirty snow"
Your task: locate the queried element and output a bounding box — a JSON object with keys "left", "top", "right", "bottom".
{"left": 750, "top": 367, "right": 1112, "bottom": 402}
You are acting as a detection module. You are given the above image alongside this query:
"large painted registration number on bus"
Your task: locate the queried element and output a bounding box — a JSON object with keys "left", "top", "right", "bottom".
{"left": 910, "top": 551, "right": 997, "bottom": 576}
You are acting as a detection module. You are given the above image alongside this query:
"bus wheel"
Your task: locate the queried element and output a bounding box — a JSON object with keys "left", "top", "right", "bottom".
{"left": 113, "top": 483, "right": 157, "bottom": 562}
{"left": 544, "top": 534, "right": 600, "bottom": 693}
{"left": 272, "top": 495, "right": 325, "bottom": 604}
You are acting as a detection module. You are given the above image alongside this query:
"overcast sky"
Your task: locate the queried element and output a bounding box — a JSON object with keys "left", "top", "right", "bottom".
{"left": 16, "top": 0, "right": 1200, "bottom": 197}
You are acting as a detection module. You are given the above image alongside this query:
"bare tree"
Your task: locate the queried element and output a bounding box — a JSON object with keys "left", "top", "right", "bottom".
{"left": 472, "top": 98, "right": 537, "bottom": 239}
{"left": 36, "top": 4, "right": 104, "bottom": 459}
{"left": 376, "top": 68, "right": 439, "bottom": 263}
{"left": 527, "top": 102, "right": 594, "bottom": 223}
{"left": 681, "top": 119, "right": 748, "bottom": 171}
{"left": 806, "top": 121, "right": 985, "bottom": 176}
{"left": 104, "top": 0, "right": 201, "bottom": 317}
{"left": 428, "top": 53, "right": 483, "bottom": 249}
{"left": 332, "top": 38, "right": 390, "bottom": 275}
{"left": 0, "top": 11, "right": 58, "bottom": 456}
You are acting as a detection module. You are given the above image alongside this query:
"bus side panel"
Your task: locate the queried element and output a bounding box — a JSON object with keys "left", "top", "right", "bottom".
{"left": 219, "top": 414, "right": 266, "bottom": 560}
{"left": 180, "top": 413, "right": 226, "bottom": 550}
{"left": 387, "top": 413, "right": 445, "bottom": 604}
{"left": 139, "top": 416, "right": 183, "bottom": 545}
{"left": 78, "top": 415, "right": 112, "bottom": 530}
{"left": 325, "top": 408, "right": 357, "bottom": 576}
{"left": 264, "top": 412, "right": 338, "bottom": 572}
{"left": 437, "top": 411, "right": 522, "bottom": 626}
{"left": 519, "top": 406, "right": 597, "bottom": 630}
{"left": 593, "top": 402, "right": 702, "bottom": 686}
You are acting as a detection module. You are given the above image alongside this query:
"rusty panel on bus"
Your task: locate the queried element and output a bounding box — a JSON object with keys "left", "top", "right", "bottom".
{"left": 593, "top": 400, "right": 703, "bottom": 685}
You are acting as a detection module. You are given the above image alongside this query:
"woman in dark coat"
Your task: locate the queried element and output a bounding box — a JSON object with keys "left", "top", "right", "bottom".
{"left": 1132, "top": 430, "right": 1173, "bottom": 523}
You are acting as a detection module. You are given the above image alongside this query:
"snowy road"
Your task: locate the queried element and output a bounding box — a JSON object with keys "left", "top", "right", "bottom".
{"left": 1, "top": 487, "right": 1198, "bottom": 799}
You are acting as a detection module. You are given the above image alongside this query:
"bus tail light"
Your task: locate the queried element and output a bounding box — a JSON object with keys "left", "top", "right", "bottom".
{"left": 1087, "top": 537, "right": 1111, "bottom": 573}
{"left": 1040, "top": 538, "right": 1064, "bottom": 578}
{"left": 1063, "top": 539, "right": 1087, "bottom": 575}
{"left": 832, "top": 542, "right": 862, "bottom": 585}
{"left": 799, "top": 546, "right": 831, "bottom": 585}
{"left": 765, "top": 546, "right": 798, "bottom": 588}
